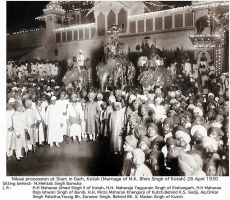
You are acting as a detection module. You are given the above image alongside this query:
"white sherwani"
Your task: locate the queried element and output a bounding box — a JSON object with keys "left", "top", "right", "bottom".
{"left": 34, "top": 106, "right": 46, "bottom": 144}
{"left": 24, "top": 108, "right": 37, "bottom": 146}
{"left": 57, "top": 99, "right": 69, "bottom": 136}
{"left": 12, "top": 111, "right": 27, "bottom": 149}
{"left": 45, "top": 104, "right": 63, "bottom": 144}
{"left": 6, "top": 110, "right": 15, "bottom": 156}
{"left": 67, "top": 102, "right": 83, "bottom": 138}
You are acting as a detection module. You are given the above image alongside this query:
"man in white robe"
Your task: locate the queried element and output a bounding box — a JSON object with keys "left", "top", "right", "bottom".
{"left": 67, "top": 93, "right": 83, "bottom": 143}
{"left": 6, "top": 103, "right": 15, "bottom": 159}
{"left": 24, "top": 99, "right": 37, "bottom": 152}
{"left": 12, "top": 103, "right": 27, "bottom": 161}
{"left": 34, "top": 98, "right": 46, "bottom": 147}
{"left": 45, "top": 96, "right": 63, "bottom": 148}
{"left": 56, "top": 92, "right": 69, "bottom": 136}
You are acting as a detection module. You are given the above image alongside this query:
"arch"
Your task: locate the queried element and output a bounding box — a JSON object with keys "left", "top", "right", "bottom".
{"left": 71, "top": 14, "right": 77, "bottom": 25}
{"left": 63, "top": 18, "right": 69, "bottom": 26}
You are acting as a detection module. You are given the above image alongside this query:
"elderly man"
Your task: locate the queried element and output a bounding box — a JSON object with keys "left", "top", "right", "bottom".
{"left": 67, "top": 93, "right": 83, "bottom": 144}
{"left": 12, "top": 103, "right": 27, "bottom": 161}
{"left": 45, "top": 96, "right": 63, "bottom": 148}
{"left": 24, "top": 99, "right": 37, "bottom": 152}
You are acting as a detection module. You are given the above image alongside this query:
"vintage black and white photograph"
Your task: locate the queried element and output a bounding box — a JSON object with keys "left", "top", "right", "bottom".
{"left": 6, "top": 1, "right": 229, "bottom": 177}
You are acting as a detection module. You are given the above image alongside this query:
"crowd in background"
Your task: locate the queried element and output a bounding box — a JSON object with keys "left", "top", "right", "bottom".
{"left": 6, "top": 57, "right": 229, "bottom": 177}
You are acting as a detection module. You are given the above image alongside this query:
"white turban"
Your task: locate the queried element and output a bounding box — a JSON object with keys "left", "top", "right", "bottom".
{"left": 175, "top": 131, "right": 191, "bottom": 144}
{"left": 109, "top": 95, "right": 116, "bottom": 103}
{"left": 202, "top": 136, "right": 218, "bottom": 151}
{"left": 8, "top": 98, "right": 15, "bottom": 103}
{"left": 191, "top": 125, "right": 207, "bottom": 137}
{"left": 114, "top": 102, "right": 122, "bottom": 108}
{"left": 193, "top": 107, "right": 203, "bottom": 116}
{"left": 51, "top": 96, "right": 56, "bottom": 100}
{"left": 129, "top": 94, "right": 137, "bottom": 101}
{"left": 97, "top": 93, "right": 103, "bottom": 98}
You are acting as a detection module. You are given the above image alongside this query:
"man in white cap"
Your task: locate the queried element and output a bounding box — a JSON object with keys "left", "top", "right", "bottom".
{"left": 45, "top": 96, "right": 63, "bottom": 148}
{"left": 77, "top": 50, "right": 85, "bottom": 67}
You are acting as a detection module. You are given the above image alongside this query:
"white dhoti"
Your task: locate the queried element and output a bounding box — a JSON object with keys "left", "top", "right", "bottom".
{"left": 69, "top": 123, "right": 82, "bottom": 141}
{"left": 35, "top": 124, "right": 45, "bottom": 144}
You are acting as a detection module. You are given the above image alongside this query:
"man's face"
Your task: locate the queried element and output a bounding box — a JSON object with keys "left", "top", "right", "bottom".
{"left": 108, "top": 100, "right": 112, "bottom": 106}
{"left": 132, "top": 155, "right": 144, "bottom": 167}
{"left": 185, "top": 115, "right": 191, "bottom": 123}
{"left": 172, "top": 103, "right": 179, "bottom": 110}
{"left": 141, "top": 107, "right": 148, "bottom": 116}
{"left": 51, "top": 100, "right": 56, "bottom": 105}
{"left": 36, "top": 101, "right": 42, "bottom": 107}
{"left": 204, "top": 146, "right": 215, "bottom": 158}
{"left": 209, "top": 130, "right": 221, "bottom": 141}
{"left": 193, "top": 131, "right": 203, "bottom": 143}
{"left": 147, "top": 127, "right": 157, "bottom": 137}
{"left": 163, "top": 124, "right": 172, "bottom": 135}
{"left": 123, "top": 142, "right": 133, "bottom": 152}
{"left": 218, "top": 108, "right": 225, "bottom": 115}
{"left": 115, "top": 105, "right": 120, "bottom": 111}
{"left": 60, "top": 94, "right": 65, "bottom": 100}
{"left": 138, "top": 141, "right": 148, "bottom": 151}
{"left": 194, "top": 117, "right": 202, "bottom": 125}
{"left": 128, "top": 97, "right": 134, "bottom": 104}
{"left": 180, "top": 116, "right": 186, "bottom": 126}
{"left": 133, "top": 102, "right": 139, "bottom": 111}
{"left": 205, "top": 165, "right": 217, "bottom": 176}
{"left": 208, "top": 111, "right": 214, "bottom": 119}
{"left": 130, "top": 120, "right": 137, "bottom": 129}
{"left": 27, "top": 102, "right": 32, "bottom": 109}
{"left": 16, "top": 105, "right": 23, "bottom": 112}
{"left": 178, "top": 137, "right": 186, "bottom": 148}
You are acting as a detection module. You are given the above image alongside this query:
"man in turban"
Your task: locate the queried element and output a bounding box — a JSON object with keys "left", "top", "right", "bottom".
{"left": 120, "top": 135, "right": 138, "bottom": 176}
{"left": 178, "top": 151, "right": 206, "bottom": 176}
{"left": 175, "top": 130, "right": 191, "bottom": 152}
{"left": 130, "top": 148, "right": 152, "bottom": 176}
{"left": 85, "top": 92, "right": 101, "bottom": 143}
{"left": 202, "top": 136, "right": 221, "bottom": 167}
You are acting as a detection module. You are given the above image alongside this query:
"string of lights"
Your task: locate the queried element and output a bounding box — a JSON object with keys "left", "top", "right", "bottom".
{"left": 144, "top": 1, "right": 175, "bottom": 9}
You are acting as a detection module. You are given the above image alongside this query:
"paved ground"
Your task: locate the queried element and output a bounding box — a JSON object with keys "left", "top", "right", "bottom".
{"left": 6, "top": 136, "right": 123, "bottom": 176}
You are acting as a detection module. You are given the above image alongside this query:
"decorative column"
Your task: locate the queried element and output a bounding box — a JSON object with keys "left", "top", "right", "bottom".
{"left": 153, "top": 17, "right": 155, "bottom": 31}
{"left": 172, "top": 14, "right": 175, "bottom": 28}
{"left": 183, "top": 12, "right": 185, "bottom": 27}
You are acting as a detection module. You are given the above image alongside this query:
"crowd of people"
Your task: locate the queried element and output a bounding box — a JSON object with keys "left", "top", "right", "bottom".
{"left": 6, "top": 55, "right": 229, "bottom": 177}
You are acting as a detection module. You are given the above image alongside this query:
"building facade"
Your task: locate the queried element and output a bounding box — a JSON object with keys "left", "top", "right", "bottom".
{"left": 7, "top": 1, "right": 229, "bottom": 75}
